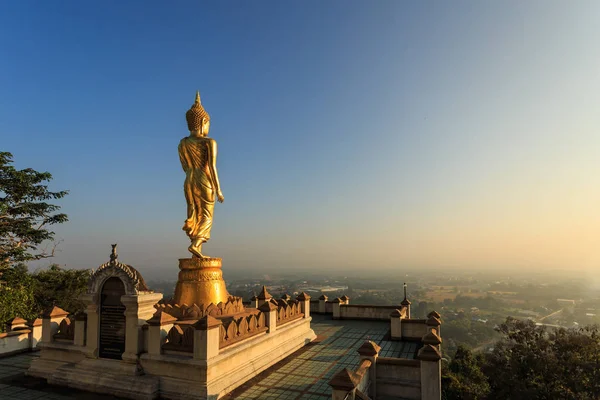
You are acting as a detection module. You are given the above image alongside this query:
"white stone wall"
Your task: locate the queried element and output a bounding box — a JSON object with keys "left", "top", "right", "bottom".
{"left": 376, "top": 358, "right": 421, "bottom": 399}
{"left": 401, "top": 319, "right": 429, "bottom": 339}
{"left": 0, "top": 330, "right": 32, "bottom": 357}
{"left": 340, "top": 305, "right": 399, "bottom": 321}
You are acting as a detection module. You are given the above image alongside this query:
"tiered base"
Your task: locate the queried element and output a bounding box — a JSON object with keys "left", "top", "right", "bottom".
{"left": 172, "top": 258, "right": 232, "bottom": 309}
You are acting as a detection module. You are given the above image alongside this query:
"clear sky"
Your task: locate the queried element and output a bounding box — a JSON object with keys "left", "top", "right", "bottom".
{"left": 1, "top": 1, "right": 599, "bottom": 279}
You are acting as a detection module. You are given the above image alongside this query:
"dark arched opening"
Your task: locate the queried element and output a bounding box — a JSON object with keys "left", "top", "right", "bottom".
{"left": 99, "top": 277, "right": 126, "bottom": 360}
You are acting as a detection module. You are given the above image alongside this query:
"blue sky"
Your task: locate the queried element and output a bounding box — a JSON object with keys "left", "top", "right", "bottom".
{"left": 1, "top": 1, "right": 599, "bottom": 279}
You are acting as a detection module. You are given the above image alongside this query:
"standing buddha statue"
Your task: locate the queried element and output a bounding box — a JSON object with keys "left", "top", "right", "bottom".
{"left": 178, "top": 92, "right": 224, "bottom": 258}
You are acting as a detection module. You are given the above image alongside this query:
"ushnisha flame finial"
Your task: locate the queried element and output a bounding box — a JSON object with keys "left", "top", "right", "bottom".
{"left": 110, "top": 244, "right": 118, "bottom": 264}
{"left": 186, "top": 90, "right": 210, "bottom": 131}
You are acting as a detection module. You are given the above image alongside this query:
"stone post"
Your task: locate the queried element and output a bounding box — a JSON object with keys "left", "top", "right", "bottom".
{"left": 74, "top": 312, "right": 88, "bottom": 347}
{"left": 427, "top": 311, "right": 442, "bottom": 336}
{"left": 146, "top": 310, "right": 178, "bottom": 356}
{"left": 193, "top": 315, "right": 222, "bottom": 360}
{"left": 332, "top": 298, "right": 342, "bottom": 320}
{"left": 296, "top": 292, "right": 311, "bottom": 318}
{"left": 80, "top": 293, "right": 99, "bottom": 358}
{"left": 27, "top": 318, "right": 43, "bottom": 350}
{"left": 418, "top": 344, "right": 442, "bottom": 400}
{"left": 357, "top": 340, "right": 381, "bottom": 399}
{"left": 329, "top": 368, "right": 360, "bottom": 400}
{"left": 318, "top": 294, "right": 328, "bottom": 314}
{"left": 249, "top": 295, "right": 259, "bottom": 308}
{"left": 340, "top": 295, "right": 350, "bottom": 305}
{"left": 422, "top": 328, "right": 442, "bottom": 351}
{"left": 401, "top": 299, "right": 411, "bottom": 319}
{"left": 259, "top": 301, "right": 278, "bottom": 333}
{"left": 41, "top": 306, "right": 70, "bottom": 343}
{"left": 121, "top": 292, "right": 164, "bottom": 362}
{"left": 257, "top": 285, "right": 272, "bottom": 308}
{"left": 8, "top": 317, "right": 27, "bottom": 331}
{"left": 390, "top": 309, "right": 403, "bottom": 340}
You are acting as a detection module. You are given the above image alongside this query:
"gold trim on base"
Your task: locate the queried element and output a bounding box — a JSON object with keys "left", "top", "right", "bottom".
{"left": 173, "top": 258, "right": 230, "bottom": 307}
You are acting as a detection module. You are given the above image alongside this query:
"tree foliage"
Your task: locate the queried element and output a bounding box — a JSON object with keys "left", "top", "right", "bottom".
{"left": 443, "top": 317, "right": 600, "bottom": 400}
{"left": 442, "top": 345, "right": 490, "bottom": 400}
{"left": 32, "top": 264, "right": 91, "bottom": 315}
{"left": 0, "top": 152, "right": 76, "bottom": 332}
{"left": 0, "top": 264, "right": 90, "bottom": 332}
{"left": 484, "top": 317, "right": 600, "bottom": 400}
{"left": 0, "top": 264, "right": 37, "bottom": 328}
{"left": 0, "top": 151, "right": 68, "bottom": 271}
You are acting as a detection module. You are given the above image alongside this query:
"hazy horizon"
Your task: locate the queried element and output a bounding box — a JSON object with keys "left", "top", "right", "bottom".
{"left": 2, "top": 1, "right": 599, "bottom": 278}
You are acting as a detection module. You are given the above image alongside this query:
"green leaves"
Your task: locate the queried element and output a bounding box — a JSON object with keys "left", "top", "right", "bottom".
{"left": 0, "top": 264, "right": 37, "bottom": 329}
{"left": 442, "top": 345, "right": 490, "bottom": 400}
{"left": 443, "top": 318, "right": 600, "bottom": 400}
{"left": 0, "top": 264, "right": 91, "bottom": 332}
{"left": 0, "top": 151, "right": 68, "bottom": 270}
{"left": 32, "top": 264, "right": 91, "bottom": 316}
{"left": 0, "top": 151, "right": 73, "bottom": 332}
{"left": 484, "top": 318, "right": 600, "bottom": 399}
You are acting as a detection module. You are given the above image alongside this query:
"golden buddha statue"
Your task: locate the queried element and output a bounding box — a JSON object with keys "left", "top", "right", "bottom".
{"left": 179, "top": 92, "right": 224, "bottom": 258}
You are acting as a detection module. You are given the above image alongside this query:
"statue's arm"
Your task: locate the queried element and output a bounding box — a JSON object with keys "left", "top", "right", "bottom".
{"left": 178, "top": 141, "right": 189, "bottom": 172}
{"left": 208, "top": 139, "right": 224, "bottom": 202}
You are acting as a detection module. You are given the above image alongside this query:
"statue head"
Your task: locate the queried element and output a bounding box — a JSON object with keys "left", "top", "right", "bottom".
{"left": 186, "top": 91, "right": 210, "bottom": 136}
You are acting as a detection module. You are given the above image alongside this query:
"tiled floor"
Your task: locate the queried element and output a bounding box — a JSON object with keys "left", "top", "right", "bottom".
{"left": 0, "top": 353, "right": 120, "bottom": 399}
{"left": 223, "top": 314, "right": 420, "bottom": 399}
{"left": 0, "top": 315, "right": 419, "bottom": 399}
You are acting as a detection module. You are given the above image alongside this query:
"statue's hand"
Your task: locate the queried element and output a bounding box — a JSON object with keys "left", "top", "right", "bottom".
{"left": 217, "top": 191, "right": 224, "bottom": 203}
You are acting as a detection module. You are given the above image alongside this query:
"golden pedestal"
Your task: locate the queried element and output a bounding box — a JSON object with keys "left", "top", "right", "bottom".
{"left": 173, "top": 258, "right": 230, "bottom": 307}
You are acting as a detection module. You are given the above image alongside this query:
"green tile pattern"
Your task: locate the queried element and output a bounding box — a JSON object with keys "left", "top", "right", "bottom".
{"left": 225, "top": 314, "right": 420, "bottom": 399}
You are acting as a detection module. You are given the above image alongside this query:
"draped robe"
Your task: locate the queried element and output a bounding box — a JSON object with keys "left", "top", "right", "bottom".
{"left": 178, "top": 136, "right": 216, "bottom": 242}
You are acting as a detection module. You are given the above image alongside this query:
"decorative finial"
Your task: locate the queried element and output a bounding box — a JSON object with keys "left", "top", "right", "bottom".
{"left": 195, "top": 91, "right": 201, "bottom": 104}
{"left": 403, "top": 282, "right": 407, "bottom": 300}
{"left": 110, "top": 244, "right": 118, "bottom": 264}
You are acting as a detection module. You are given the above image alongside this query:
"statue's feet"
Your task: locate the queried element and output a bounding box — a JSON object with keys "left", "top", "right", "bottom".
{"left": 188, "top": 244, "right": 202, "bottom": 258}
{"left": 188, "top": 244, "right": 211, "bottom": 259}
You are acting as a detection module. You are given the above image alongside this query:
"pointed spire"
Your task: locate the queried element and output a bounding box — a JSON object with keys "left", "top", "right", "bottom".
{"left": 328, "top": 368, "right": 361, "bottom": 390}
{"left": 417, "top": 344, "right": 442, "bottom": 361}
{"left": 401, "top": 282, "right": 411, "bottom": 306}
{"left": 42, "top": 306, "right": 69, "bottom": 318}
{"left": 357, "top": 340, "right": 381, "bottom": 357}
{"left": 257, "top": 285, "right": 272, "bottom": 300}
{"left": 422, "top": 328, "right": 442, "bottom": 345}
{"left": 195, "top": 91, "right": 201, "bottom": 104}
{"left": 147, "top": 310, "right": 178, "bottom": 326}
{"left": 110, "top": 244, "right": 118, "bottom": 264}
{"left": 296, "top": 292, "right": 311, "bottom": 301}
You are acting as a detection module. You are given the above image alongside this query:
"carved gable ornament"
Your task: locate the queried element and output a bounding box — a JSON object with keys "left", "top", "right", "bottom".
{"left": 88, "top": 244, "right": 151, "bottom": 295}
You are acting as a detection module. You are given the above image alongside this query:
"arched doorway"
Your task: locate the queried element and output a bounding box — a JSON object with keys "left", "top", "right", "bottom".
{"left": 99, "top": 277, "right": 126, "bottom": 360}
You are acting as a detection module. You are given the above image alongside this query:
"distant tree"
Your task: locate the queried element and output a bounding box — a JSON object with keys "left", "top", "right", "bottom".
{"left": 484, "top": 317, "right": 600, "bottom": 399}
{"left": 0, "top": 264, "right": 37, "bottom": 330}
{"left": 0, "top": 152, "right": 68, "bottom": 271}
{"left": 32, "top": 264, "right": 91, "bottom": 315}
{"left": 0, "top": 152, "right": 68, "bottom": 330}
{"left": 442, "top": 345, "right": 490, "bottom": 400}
